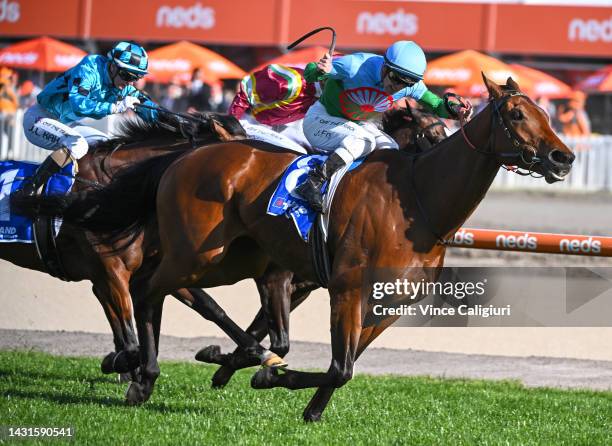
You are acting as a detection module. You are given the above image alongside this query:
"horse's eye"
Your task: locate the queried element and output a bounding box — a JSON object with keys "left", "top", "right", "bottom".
{"left": 510, "top": 108, "right": 524, "bottom": 121}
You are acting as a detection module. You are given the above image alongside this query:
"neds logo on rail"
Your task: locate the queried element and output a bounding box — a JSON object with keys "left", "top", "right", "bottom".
{"left": 157, "top": 2, "right": 215, "bottom": 29}
{"left": 0, "top": 0, "right": 20, "bottom": 23}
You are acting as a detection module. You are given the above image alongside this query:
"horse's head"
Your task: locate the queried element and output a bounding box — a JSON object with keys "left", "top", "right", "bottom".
{"left": 383, "top": 106, "right": 447, "bottom": 153}
{"left": 182, "top": 111, "right": 247, "bottom": 143}
{"left": 482, "top": 73, "right": 575, "bottom": 183}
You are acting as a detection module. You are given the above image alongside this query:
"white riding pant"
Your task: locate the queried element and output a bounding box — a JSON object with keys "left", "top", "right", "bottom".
{"left": 303, "top": 101, "right": 398, "bottom": 164}
{"left": 239, "top": 117, "right": 308, "bottom": 154}
{"left": 23, "top": 103, "right": 109, "bottom": 160}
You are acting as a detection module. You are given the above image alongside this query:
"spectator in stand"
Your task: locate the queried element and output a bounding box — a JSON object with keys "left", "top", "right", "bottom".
{"left": 0, "top": 69, "right": 19, "bottom": 153}
{"left": 18, "top": 80, "right": 41, "bottom": 109}
{"left": 557, "top": 91, "right": 591, "bottom": 137}
{"left": 186, "top": 67, "right": 212, "bottom": 112}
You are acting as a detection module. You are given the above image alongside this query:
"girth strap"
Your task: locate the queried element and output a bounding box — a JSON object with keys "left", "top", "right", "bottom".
{"left": 32, "top": 215, "right": 70, "bottom": 282}
{"left": 309, "top": 215, "right": 331, "bottom": 288}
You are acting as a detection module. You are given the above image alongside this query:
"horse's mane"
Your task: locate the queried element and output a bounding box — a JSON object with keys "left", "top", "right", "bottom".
{"left": 94, "top": 111, "right": 246, "bottom": 151}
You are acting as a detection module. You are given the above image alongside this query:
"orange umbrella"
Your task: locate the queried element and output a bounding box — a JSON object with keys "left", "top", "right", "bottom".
{"left": 509, "top": 64, "right": 573, "bottom": 98}
{"left": 575, "top": 65, "right": 612, "bottom": 92}
{"left": 425, "top": 50, "right": 520, "bottom": 96}
{"left": 253, "top": 46, "right": 333, "bottom": 72}
{"left": 0, "top": 36, "right": 86, "bottom": 72}
{"left": 147, "top": 41, "right": 246, "bottom": 84}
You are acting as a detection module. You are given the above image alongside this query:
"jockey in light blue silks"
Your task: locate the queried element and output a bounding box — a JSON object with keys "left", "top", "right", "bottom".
{"left": 296, "top": 41, "right": 472, "bottom": 212}
{"left": 21, "top": 41, "right": 159, "bottom": 195}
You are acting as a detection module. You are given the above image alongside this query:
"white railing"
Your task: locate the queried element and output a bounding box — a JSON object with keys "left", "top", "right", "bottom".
{"left": 1, "top": 110, "right": 611, "bottom": 192}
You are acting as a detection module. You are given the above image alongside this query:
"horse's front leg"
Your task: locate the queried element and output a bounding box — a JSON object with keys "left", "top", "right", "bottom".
{"left": 250, "top": 274, "right": 363, "bottom": 417}
{"left": 302, "top": 315, "right": 400, "bottom": 421}
{"left": 92, "top": 259, "right": 140, "bottom": 376}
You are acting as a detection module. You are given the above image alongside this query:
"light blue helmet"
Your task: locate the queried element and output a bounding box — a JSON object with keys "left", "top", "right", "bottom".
{"left": 384, "top": 41, "right": 427, "bottom": 81}
{"left": 107, "top": 41, "right": 148, "bottom": 76}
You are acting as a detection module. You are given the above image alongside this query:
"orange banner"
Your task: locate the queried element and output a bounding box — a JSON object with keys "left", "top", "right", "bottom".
{"left": 450, "top": 228, "right": 612, "bottom": 257}
{"left": 284, "top": 0, "right": 486, "bottom": 52}
{"left": 87, "top": 0, "right": 281, "bottom": 45}
{"left": 494, "top": 5, "right": 612, "bottom": 57}
{"left": 0, "top": 0, "right": 81, "bottom": 38}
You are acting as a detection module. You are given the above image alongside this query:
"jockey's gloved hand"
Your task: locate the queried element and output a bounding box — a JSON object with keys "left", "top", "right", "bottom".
{"left": 445, "top": 95, "right": 473, "bottom": 120}
{"left": 112, "top": 96, "right": 141, "bottom": 114}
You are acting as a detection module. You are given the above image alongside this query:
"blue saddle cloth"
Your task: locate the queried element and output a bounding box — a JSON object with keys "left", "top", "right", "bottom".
{"left": 267, "top": 154, "right": 361, "bottom": 242}
{"left": 0, "top": 160, "right": 75, "bottom": 243}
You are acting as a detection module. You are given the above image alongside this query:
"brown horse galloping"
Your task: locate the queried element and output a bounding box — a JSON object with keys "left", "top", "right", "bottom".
{"left": 199, "top": 102, "right": 450, "bottom": 388}
{"left": 21, "top": 76, "right": 575, "bottom": 420}
{"left": 6, "top": 113, "right": 277, "bottom": 377}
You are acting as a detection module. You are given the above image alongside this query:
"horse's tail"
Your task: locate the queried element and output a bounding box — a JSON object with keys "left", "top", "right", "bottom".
{"left": 12, "top": 151, "right": 185, "bottom": 246}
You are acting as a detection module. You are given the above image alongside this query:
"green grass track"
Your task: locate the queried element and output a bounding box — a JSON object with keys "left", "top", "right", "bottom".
{"left": 1, "top": 351, "right": 611, "bottom": 445}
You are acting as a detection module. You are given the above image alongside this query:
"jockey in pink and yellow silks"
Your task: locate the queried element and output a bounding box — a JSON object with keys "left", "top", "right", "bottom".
{"left": 228, "top": 64, "right": 320, "bottom": 153}
{"left": 295, "top": 41, "right": 472, "bottom": 213}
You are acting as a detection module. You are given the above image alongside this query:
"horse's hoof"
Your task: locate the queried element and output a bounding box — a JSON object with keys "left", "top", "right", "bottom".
{"left": 303, "top": 410, "right": 323, "bottom": 423}
{"left": 125, "top": 381, "right": 148, "bottom": 406}
{"left": 262, "top": 353, "right": 288, "bottom": 369}
{"left": 211, "top": 366, "right": 235, "bottom": 389}
{"left": 250, "top": 367, "right": 275, "bottom": 389}
{"left": 195, "top": 345, "right": 221, "bottom": 363}
{"left": 100, "top": 352, "right": 117, "bottom": 374}
{"left": 118, "top": 372, "right": 132, "bottom": 383}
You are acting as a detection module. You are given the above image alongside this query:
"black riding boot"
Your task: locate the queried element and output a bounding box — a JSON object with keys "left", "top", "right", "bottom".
{"left": 20, "top": 156, "right": 61, "bottom": 197}
{"left": 294, "top": 152, "right": 347, "bottom": 213}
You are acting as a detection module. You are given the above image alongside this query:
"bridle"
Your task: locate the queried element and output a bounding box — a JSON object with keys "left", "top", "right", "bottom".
{"left": 409, "top": 91, "right": 546, "bottom": 245}
{"left": 451, "top": 91, "right": 543, "bottom": 177}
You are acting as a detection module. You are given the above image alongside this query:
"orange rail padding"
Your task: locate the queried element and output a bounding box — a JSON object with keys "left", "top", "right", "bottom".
{"left": 449, "top": 228, "right": 612, "bottom": 257}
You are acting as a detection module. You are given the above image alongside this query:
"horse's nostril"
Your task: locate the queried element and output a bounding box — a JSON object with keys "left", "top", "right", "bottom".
{"left": 549, "top": 149, "right": 574, "bottom": 165}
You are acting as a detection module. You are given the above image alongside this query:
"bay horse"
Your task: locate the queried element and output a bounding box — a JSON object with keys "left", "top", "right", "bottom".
{"left": 16, "top": 76, "right": 574, "bottom": 420}
{"left": 4, "top": 112, "right": 283, "bottom": 377}
{"left": 199, "top": 103, "right": 450, "bottom": 388}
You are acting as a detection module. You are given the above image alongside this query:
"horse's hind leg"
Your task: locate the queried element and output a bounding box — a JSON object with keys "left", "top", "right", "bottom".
{"left": 207, "top": 277, "right": 318, "bottom": 388}
{"left": 171, "top": 288, "right": 276, "bottom": 366}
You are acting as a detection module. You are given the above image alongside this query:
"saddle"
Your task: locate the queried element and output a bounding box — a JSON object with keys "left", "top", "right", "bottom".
{"left": 1, "top": 160, "right": 74, "bottom": 280}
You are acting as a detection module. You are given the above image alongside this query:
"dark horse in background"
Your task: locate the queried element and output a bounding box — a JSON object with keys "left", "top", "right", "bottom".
{"left": 23, "top": 75, "right": 574, "bottom": 420}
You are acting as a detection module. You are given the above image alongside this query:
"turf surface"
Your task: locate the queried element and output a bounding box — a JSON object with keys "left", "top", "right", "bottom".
{"left": 0, "top": 351, "right": 611, "bottom": 445}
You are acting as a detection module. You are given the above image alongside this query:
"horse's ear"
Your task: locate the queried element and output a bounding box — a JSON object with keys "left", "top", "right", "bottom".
{"left": 482, "top": 72, "right": 503, "bottom": 100}
{"left": 210, "top": 119, "right": 234, "bottom": 142}
{"left": 506, "top": 76, "right": 521, "bottom": 92}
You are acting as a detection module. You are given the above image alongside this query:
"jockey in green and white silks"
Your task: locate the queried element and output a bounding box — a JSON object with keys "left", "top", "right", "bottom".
{"left": 295, "top": 41, "right": 472, "bottom": 212}
{"left": 21, "top": 41, "right": 159, "bottom": 195}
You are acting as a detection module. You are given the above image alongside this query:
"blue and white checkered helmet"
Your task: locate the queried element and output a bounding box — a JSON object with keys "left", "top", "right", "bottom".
{"left": 384, "top": 41, "right": 426, "bottom": 81}
{"left": 107, "top": 41, "right": 148, "bottom": 76}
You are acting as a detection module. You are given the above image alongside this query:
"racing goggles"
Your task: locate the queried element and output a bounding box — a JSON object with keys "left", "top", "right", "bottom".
{"left": 387, "top": 69, "right": 418, "bottom": 87}
{"left": 117, "top": 68, "right": 143, "bottom": 83}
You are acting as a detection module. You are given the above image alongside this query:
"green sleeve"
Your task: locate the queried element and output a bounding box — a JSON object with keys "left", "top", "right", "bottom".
{"left": 304, "top": 62, "right": 329, "bottom": 83}
{"left": 418, "top": 90, "right": 450, "bottom": 119}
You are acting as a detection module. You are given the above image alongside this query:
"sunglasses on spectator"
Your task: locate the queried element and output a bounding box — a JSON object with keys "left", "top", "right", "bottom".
{"left": 117, "top": 69, "right": 143, "bottom": 83}
{"left": 387, "top": 69, "right": 417, "bottom": 87}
